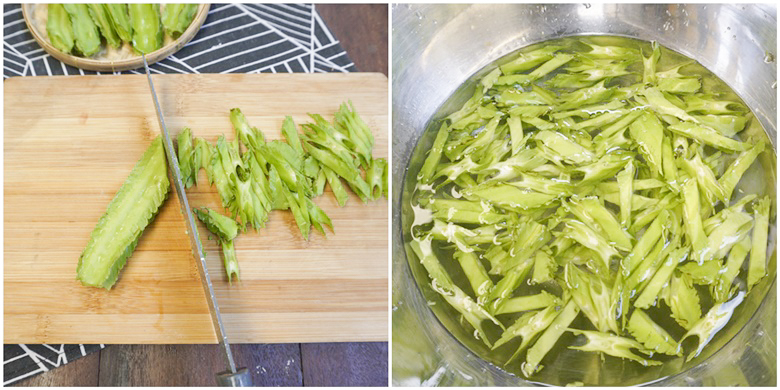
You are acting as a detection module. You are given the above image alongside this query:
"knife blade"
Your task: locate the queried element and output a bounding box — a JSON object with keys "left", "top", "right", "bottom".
{"left": 141, "top": 54, "right": 251, "bottom": 387}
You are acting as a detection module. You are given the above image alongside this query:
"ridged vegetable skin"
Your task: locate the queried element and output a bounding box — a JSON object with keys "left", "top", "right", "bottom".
{"left": 62, "top": 4, "right": 102, "bottom": 56}
{"left": 161, "top": 4, "right": 198, "bottom": 36}
{"left": 76, "top": 137, "right": 170, "bottom": 289}
{"left": 128, "top": 3, "right": 162, "bottom": 54}
{"left": 46, "top": 4, "right": 75, "bottom": 54}
{"left": 87, "top": 4, "right": 120, "bottom": 49}
{"left": 105, "top": 4, "right": 133, "bottom": 42}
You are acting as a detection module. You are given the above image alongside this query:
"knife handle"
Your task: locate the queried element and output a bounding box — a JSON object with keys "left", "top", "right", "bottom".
{"left": 216, "top": 367, "right": 252, "bottom": 387}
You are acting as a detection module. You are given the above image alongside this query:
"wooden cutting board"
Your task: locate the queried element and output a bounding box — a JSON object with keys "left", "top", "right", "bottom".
{"left": 4, "top": 73, "right": 388, "bottom": 344}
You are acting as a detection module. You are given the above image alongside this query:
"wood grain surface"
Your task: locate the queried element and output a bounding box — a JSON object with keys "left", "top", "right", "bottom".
{"left": 4, "top": 73, "right": 389, "bottom": 344}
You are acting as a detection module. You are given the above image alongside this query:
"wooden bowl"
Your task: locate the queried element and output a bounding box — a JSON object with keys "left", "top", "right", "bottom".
{"left": 22, "top": 4, "right": 209, "bottom": 72}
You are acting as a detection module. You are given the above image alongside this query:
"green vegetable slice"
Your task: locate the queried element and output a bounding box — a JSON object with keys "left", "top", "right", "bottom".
{"left": 634, "top": 247, "right": 686, "bottom": 309}
{"left": 679, "top": 291, "right": 745, "bottom": 361}
{"left": 87, "top": 4, "right": 120, "bottom": 49}
{"left": 667, "top": 122, "right": 750, "bottom": 153}
{"left": 62, "top": 4, "right": 102, "bottom": 56}
{"left": 410, "top": 235, "right": 501, "bottom": 347}
{"left": 719, "top": 141, "right": 765, "bottom": 201}
{"left": 177, "top": 127, "right": 195, "bottom": 188}
{"left": 128, "top": 4, "right": 163, "bottom": 54}
{"left": 668, "top": 272, "right": 702, "bottom": 330}
{"left": 565, "top": 264, "right": 618, "bottom": 333}
{"left": 193, "top": 207, "right": 242, "bottom": 283}
{"left": 494, "top": 291, "right": 562, "bottom": 315}
{"left": 627, "top": 309, "right": 680, "bottom": 356}
{"left": 453, "top": 251, "right": 493, "bottom": 302}
{"left": 194, "top": 207, "right": 239, "bottom": 242}
{"left": 47, "top": 4, "right": 75, "bottom": 54}
{"left": 77, "top": 137, "right": 170, "bottom": 289}
{"left": 678, "top": 260, "right": 721, "bottom": 285}
{"left": 161, "top": 3, "right": 197, "bottom": 36}
{"left": 522, "top": 300, "right": 580, "bottom": 376}
{"left": 713, "top": 236, "right": 751, "bottom": 302}
{"left": 221, "top": 240, "right": 240, "bottom": 284}
{"left": 334, "top": 101, "right": 375, "bottom": 169}
{"left": 568, "top": 329, "right": 661, "bottom": 366}
{"left": 367, "top": 157, "right": 386, "bottom": 200}
{"left": 105, "top": 4, "right": 133, "bottom": 42}
{"left": 494, "top": 306, "right": 558, "bottom": 355}
{"left": 748, "top": 196, "right": 771, "bottom": 290}
{"left": 628, "top": 111, "right": 664, "bottom": 176}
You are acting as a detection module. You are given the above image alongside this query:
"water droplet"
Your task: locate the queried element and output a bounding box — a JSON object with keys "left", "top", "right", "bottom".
{"left": 727, "top": 26, "right": 731, "bottom": 30}
{"left": 764, "top": 52, "right": 775, "bottom": 63}
{"left": 771, "top": 82, "right": 777, "bottom": 89}
{"left": 583, "top": 3, "right": 591, "bottom": 9}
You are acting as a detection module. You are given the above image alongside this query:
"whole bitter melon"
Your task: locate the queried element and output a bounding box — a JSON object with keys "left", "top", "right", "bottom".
{"left": 76, "top": 136, "right": 170, "bottom": 289}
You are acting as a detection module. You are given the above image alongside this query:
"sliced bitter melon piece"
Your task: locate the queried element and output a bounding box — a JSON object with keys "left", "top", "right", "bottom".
{"left": 220, "top": 240, "right": 240, "bottom": 284}
{"left": 177, "top": 127, "right": 195, "bottom": 188}
{"left": 76, "top": 136, "right": 170, "bottom": 289}
{"left": 679, "top": 291, "right": 745, "bottom": 361}
{"left": 194, "top": 207, "right": 241, "bottom": 283}
{"left": 568, "top": 329, "right": 662, "bottom": 367}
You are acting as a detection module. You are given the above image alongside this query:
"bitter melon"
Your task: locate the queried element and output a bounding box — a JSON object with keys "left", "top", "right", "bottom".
{"left": 76, "top": 136, "right": 170, "bottom": 289}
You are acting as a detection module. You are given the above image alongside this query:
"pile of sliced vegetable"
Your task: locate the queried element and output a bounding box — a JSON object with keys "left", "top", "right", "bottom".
{"left": 46, "top": 4, "right": 197, "bottom": 56}
{"left": 407, "top": 38, "right": 774, "bottom": 378}
{"left": 178, "top": 103, "right": 387, "bottom": 283}
{"left": 77, "top": 102, "right": 386, "bottom": 289}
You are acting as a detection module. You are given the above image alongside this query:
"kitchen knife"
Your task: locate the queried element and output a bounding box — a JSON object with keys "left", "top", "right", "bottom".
{"left": 141, "top": 54, "right": 252, "bottom": 387}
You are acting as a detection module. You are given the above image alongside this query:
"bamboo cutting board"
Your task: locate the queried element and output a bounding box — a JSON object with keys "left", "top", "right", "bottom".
{"left": 4, "top": 73, "right": 388, "bottom": 344}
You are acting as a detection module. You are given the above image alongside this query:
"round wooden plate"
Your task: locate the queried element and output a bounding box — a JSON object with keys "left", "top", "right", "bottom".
{"left": 22, "top": 4, "right": 210, "bottom": 72}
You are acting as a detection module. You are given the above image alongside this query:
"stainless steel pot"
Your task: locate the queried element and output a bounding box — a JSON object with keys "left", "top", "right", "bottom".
{"left": 392, "top": 4, "right": 777, "bottom": 386}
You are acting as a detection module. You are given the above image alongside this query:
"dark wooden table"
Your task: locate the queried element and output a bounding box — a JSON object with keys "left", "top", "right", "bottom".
{"left": 10, "top": 4, "right": 388, "bottom": 387}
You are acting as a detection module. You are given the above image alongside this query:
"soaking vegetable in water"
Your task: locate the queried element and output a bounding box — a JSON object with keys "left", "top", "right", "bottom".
{"left": 405, "top": 36, "right": 774, "bottom": 381}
